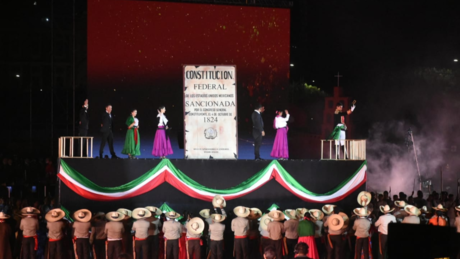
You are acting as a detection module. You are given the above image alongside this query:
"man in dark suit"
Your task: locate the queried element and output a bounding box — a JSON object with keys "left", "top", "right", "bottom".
{"left": 79, "top": 99, "right": 89, "bottom": 136}
{"left": 252, "top": 103, "right": 265, "bottom": 160}
{"left": 99, "top": 104, "right": 118, "bottom": 159}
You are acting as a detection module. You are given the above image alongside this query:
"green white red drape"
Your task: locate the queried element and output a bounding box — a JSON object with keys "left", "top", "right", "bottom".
{"left": 58, "top": 159, "right": 366, "bottom": 203}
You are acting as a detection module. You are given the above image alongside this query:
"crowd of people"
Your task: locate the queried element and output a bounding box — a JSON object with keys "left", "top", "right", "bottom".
{"left": 0, "top": 189, "right": 459, "bottom": 259}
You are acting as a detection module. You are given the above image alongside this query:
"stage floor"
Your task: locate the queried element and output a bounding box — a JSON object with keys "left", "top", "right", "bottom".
{"left": 58, "top": 158, "right": 367, "bottom": 214}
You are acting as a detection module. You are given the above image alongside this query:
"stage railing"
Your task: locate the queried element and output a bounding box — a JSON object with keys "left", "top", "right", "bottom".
{"left": 58, "top": 137, "right": 93, "bottom": 158}
{"left": 320, "top": 139, "right": 366, "bottom": 160}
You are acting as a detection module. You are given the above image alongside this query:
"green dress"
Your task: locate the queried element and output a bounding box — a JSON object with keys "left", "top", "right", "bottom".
{"left": 121, "top": 116, "right": 141, "bottom": 156}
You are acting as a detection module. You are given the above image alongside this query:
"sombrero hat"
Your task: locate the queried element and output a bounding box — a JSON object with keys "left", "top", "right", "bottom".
{"left": 212, "top": 195, "right": 226, "bottom": 208}
{"left": 353, "top": 207, "right": 371, "bottom": 217}
{"left": 309, "top": 209, "right": 324, "bottom": 221}
{"left": 210, "top": 213, "right": 226, "bottom": 223}
{"left": 248, "top": 208, "right": 262, "bottom": 220}
{"left": 199, "top": 209, "right": 211, "bottom": 219}
{"left": 404, "top": 205, "right": 421, "bottom": 216}
{"left": 92, "top": 212, "right": 105, "bottom": 220}
{"left": 0, "top": 212, "right": 10, "bottom": 220}
{"left": 145, "top": 206, "right": 162, "bottom": 216}
{"left": 21, "top": 207, "right": 40, "bottom": 215}
{"left": 327, "top": 214, "right": 344, "bottom": 231}
{"left": 45, "top": 208, "right": 65, "bottom": 222}
{"left": 394, "top": 200, "right": 407, "bottom": 208}
{"left": 117, "top": 208, "right": 132, "bottom": 219}
{"left": 187, "top": 217, "right": 205, "bottom": 235}
{"left": 268, "top": 210, "right": 285, "bottom": 222}
{"left": 73, "top": 209, "right": 92, "bottom": 223}
{"left": 421, "top": 206, "right": 428, "bottom": 213}
{"left": 233, "top": 206, "right": 250, "bottom": 218}
{"left": 296, "top": 208, "right": 308, "bottom": 218}
{"left": 132, "top": 208, "right": 152, "bottom": 220}
{"left": 259, "top": 214, "right": 272, "bottom": 231}
{"left": 433, "top": 204, "right": 447, "bottom": 212}
{"left": 322, "top": 205, "right": 336, "bottom": 215}
{"left": 379, "top": 205, "right": 395, "bottom": 214}
{"left": 455, "top": 206, "right": 460, "bottom": 212}
{"left": 166, "top": 211, "right": 181, "bottom": 219}
{"left": 106, "top": 211, "right": 124, "bottom": 222}
{"left": 357, "top": 191, "right": 372, "bottom": 206}
{"left": 284, "top": 209, "right": 299, "bottom": 220}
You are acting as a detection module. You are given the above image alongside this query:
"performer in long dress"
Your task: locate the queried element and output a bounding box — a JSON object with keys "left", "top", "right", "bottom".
{"left": 328, "top": 101, "right": 355, "bottom": 159}
{"left": 121, "top": 109, "right": 141, "bottom": 159}
{"left": 152, "top": 106, "right": 174, "bottom": 158}
{"left": 270, "top": 109, "right": 290, "bottom": 160}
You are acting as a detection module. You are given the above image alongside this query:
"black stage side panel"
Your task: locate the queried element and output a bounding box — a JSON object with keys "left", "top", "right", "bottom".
{"left": 59, "top": 159, "right": 366, "bottom": 213}
{"left": 387, "top": 223, "right": 458, "bottom": 259}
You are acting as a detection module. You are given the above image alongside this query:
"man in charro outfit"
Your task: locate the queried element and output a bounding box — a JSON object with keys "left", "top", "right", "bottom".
{"left": 72, "top": 209, "right": 92, "bottom": 259}
{"left": 90, "top": 212, "right": 107, "bottom": 259}
{"left": 132, "top": 208, "right": 152, "bottom": 259}
{"left": 105, "top": 211, "right": 125, "bottom": 259}
{"left": 0, "top": 212, "right": 13, "bottom": 259}
{"left": 45, "top": 208, "right": 67, "bottom": 259}
{"left": 146, "top": 206, "right": 162, "bottom": 259}
{"left": 20, "top": 207, "right": 40, "bottom": 259}
{"left": 232, "top": 206, "right": 250, "bottom": 259}
{"left": 162, "top": 211, "right": 182, "bottom": 259}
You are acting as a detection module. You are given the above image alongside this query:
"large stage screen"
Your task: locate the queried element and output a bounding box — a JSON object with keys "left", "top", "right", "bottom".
{"left": 88, "top": 0, "right": 290, "bottom": 159}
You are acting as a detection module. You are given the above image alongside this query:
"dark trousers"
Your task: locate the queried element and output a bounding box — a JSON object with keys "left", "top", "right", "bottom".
{"left": 260, "top": 237, "right": 270, "bottom": 255}
{"left": 100, "top": 130, "right": 115, "bottom": 157}
{"left": 253, "top": 130, "right": 262, "bottom": 158}
{"left": 210, "top": 240, "right": 224, "bottom": 259}
{"left": 93, "top": 239, "right": 106, "bottom": 259}
{"left": 285, "top": 238, "right": 298, "bottom": 259}
{"left": 270, "top": 239, "right": 283, "bottom": 259}
{"left": 148, "top": 235, "right": 159, "bottom": 259}
{"left": 326, "top": 235, "right": 344, "bottom": 259}
{"left": 234, "top": 238, "right": 249, "bottom": 259}
{"left": 21, "top": 237, "right": 35, "bottom": 259}
{"left": 48, "top": 239, "right": 63, "bottom": 259}
{"left": 107, "top": 240, "right": 122, "bottom": 259}
{"left": 187, "top": 239, "right": 201, "bottom": 259}
{"left": 135, "top": 239, "right": 150, "bottom": 259}
{"left": 248, "top": 237, "right": 259, "bottom": 258}
{"left": 75, "top": 238, "right": 90, "bottom": 259}
{"left": 355, "top": 237, "right": 369, "bottom": 259}
{"left": 165, "top": 239, "right": 179, "bottom": 259}
{"left": 378, "top": 234, "right": 387, "bottom": 259}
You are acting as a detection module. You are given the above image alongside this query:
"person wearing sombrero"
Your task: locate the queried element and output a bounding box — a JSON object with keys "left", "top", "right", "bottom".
{"left": 132, "top": 208, "right": 152, "bottom": 259}
{"left": 352, "top": 207, "right": 371, "bottom": 259}
{"left": 323, "top": 207, "right": 348, "bottom": 259}
{"left": 267, "top": 210, "right": 285, "bottom": 259}
{"left": 297, "top": 210, "right": 320, "bottom": 259}
{"left": 231, "top": 206, "right": 250, "bottom": 259}
{"left": 247, "top": 208, "right": 262, "bottom": 258}
{"left": 117, "top": 208, "right": 133, "bottom": 257}
{"left": 283, "top": 209, "right": 299, "bottom": 259}
{"left": 393, "top": 200, "right": 409, "bottom": 222}
{"left": 309, "top": 209, "right": 325, "bottom": 259}
{"left": 20, "top": 207, "right": 40, "bottom": 259}
{"left": 90, "top": 212, "right": 107, "bottom": 259}
{"left": 72, "top": 209, "right": 92, "bottom": 259}
{"left": 374, "top": 205, "right": 396, "bottom": 259}
{"left": 185, "top": 217, "right": 205, "bottom": 259}
{"left": 45, "top": 208, "right": 66, "bottom": 259}
{"left": 428, "top": 204, "right": 448, "bottom": 226}
{"left": 146, "top": 206, "right": 162, "bottom": 259}
{"left": 401, "top": 205, "right": 421, "bottom": 224}
{"left": 0, "top": 212, "right": 12, "bottom": 259}
{"left": 162, "top": 211, "right": 182, "bottom": 259}
{"left": 105, "top": 211, "right": 125, "bottom": 259}
{"left": 209, "top": 213, "right": 226, "bottom": 259}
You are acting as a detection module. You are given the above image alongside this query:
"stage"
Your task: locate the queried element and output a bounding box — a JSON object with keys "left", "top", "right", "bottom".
{"left": 57, "top": 158, "right": 367, "bottom": 214}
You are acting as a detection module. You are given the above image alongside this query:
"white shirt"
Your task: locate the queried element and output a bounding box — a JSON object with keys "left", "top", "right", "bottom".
{"left": 151, "top": 218, "right": 161, "bottom": 235}
{"left": 274, "top": 114, "right": 290, "bottom": 129}
{"left": 157, "top": 114, "right": 168, "bottom": 126}
{"left": 374, "top": 214, "right": 396, "bottom": 235}
{"left": 134, "top": 118, "right": 139, "bottom": 127}
{"left": 258, "top": 224, "right": 269, "bottom": 237}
